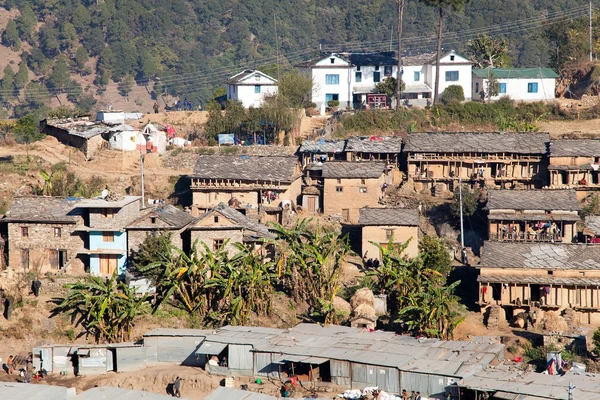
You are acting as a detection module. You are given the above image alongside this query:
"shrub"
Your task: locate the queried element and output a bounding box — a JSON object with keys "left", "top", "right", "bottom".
{"left": 327, "top": 100, "right": 340, "bottom": 107}
{"left": 441, "top": 85, "right": 465, "bottom": 104}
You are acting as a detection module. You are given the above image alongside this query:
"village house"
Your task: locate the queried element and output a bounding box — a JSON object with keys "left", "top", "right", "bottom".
{"left": 358, "top": 207, "right": 420, "bottom": 261}
{"left": 548, "top": 139, "right": 600, "bottom": 198}
{"left": 95, "top": 111, "right": 144, "bottom": 124}
{"left": 297, "top": 136, "right": 402, "bottom": 167}
{"left": 226, "top": 69, "right": 279, "bottom": 108}
{"left": 478, "top": 241, "right": 600, "bottom": 325}
{"left": 319, "top": 162, "right": 391, "bottom": 223}
{"left": 2, "top": 197, "right": 86, "bottom": 274}
{"left": 472, "top": 68, "right": 558, "bottom": 102}
{"left": 125, "top": 204, "right": 196, "bottom": 255}
{"left": 188, "top": 203, "right": 275, "bottom": 256}
{"left": 75, "top": 196, "right": 141, "bottom": 276}
{"left": 584, "top": 216, "right": 600, "bottom": 243}
{"left": 42, "top": 118, "right": 107, "bottom": 160}
{"left": 298, "top": 50, "right": 472, "bottom": 113}
{"left": 486, "top": 189, "right": 580, "bottom": 243}
{"left": 188, "top": 155, "right": 302, "bottom": 223}
{"left": 404, "top": 132, "right": 550, "bottom": 193}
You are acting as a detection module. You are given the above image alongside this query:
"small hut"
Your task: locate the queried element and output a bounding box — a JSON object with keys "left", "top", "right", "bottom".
{"left": 350, "top": 303, "right": 377, "bottom": 330}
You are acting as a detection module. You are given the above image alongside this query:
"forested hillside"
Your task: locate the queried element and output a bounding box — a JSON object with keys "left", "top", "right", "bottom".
{"left": 0, "top": 0, "right": 598, "bottom": 118}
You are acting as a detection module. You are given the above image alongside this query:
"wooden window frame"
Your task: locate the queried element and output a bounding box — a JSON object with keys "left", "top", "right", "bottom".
{"left": 102, "top": 231, "right": 115, "bottom": 242}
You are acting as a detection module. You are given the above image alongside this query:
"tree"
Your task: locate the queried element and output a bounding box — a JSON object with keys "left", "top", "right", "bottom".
{"left": 375, "top": 77, "right": 404, "bottom": 98}
{"left": 138, "top": 50, "right": 159, "bottom": 82}
{"left": 278, "top": 70, "right": 313, "bottom": 108}
{"left": 118, "top": 75, "right": 135, "bottom": 98}
{"left": 14, "top": 62, "right": 29, "bottom": 91}
{"left": 467, "top": 34, "right": 511, "bottom": 69}
{"left": 47, "top": 56, "right": 70, "bottom": 92}
{"left": 14, "top": 114, "right": 44, "bottom": 150}
{"left": 441, "top": 84, "right": 465, "bottom": 104}
{"left": 2, "top": 20, "right": 20, "bottom": 50}
{"left": 0, "top": 65, "right": 15, "bottom": 103}
{"left": 485, "top": 72, "right": 500, "bottom": 102}
{"left": 419, "top": 0, "right": 470, "bottom": 104}
{"left": 16, "top": 5, "right": 37, "bottom": 42}
{"left": 450, "top": 184, "right": 479, "bottom": 219}
{"left": 74, "top": 47, "right": 89, "bottom": 73}
{"left": 130, "top": 232, "right": 176, "bottom": 285}
{"left": 204, "top": 100, "right": 225, "bottom": 142}
{"left": 593, "top": 326, "right": 600, "bottom": 354}
{"left": 396, "top": 0, "right": 406, "bottom": 109}
{"left": 419, "top": 235, "right": 452, "bottom": 277}
{"left": 51, "top": 271, "right": 147, "bottom": 343}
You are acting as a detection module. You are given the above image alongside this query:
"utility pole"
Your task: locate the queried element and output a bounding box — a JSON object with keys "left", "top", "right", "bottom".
{"left": 568, "top": 381, "right": 576, "bottom": 400}
{"left": 459, "top": 178, "right": 465, "bottom": 250}
{"left": 140, "top": 145, "right": 145, "bottom": 207}
{"left": 396, "top": 0, "right": 405, "bottom": 111}
{"left": 590, "top": 1, "right": 593, "bottom": 62}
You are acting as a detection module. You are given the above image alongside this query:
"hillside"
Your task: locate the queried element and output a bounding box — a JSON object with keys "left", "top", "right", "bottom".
{"left": 0, "top": 0, "right": 597, "bottom": 118}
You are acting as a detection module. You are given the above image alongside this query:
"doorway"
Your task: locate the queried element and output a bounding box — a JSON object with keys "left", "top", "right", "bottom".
{"left": 99, "top": 255, "right": 118, "bottom": 275}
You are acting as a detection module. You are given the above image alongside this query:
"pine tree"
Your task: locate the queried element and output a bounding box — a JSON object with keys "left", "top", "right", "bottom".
{"left": 14, "top": 62, "right": 29, "bottom": 91}
{"left": 16, "top": 5, "right": 37, "bottom": 42}
{"left": 0, "top": 65, "right": 16, "bottom": 103}
{"left": 74, "top": 47, "right": 89, "bottom": 73}
{"left": 47, "top": 56, "right": 70, "bottom": 91}
{"left": 2, "top": 20, "right": 20, "bottom": 50}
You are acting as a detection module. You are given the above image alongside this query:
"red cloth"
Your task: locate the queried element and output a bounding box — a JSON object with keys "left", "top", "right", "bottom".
{"left": 166, "top": 124, "right": 176, "bottom": 138}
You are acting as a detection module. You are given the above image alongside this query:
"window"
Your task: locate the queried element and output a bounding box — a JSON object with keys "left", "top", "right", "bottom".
{"left": 547, "top": 270, "right": 554, "bottom": 275}
{"left": 325, "top": 94, "right": 339, "bottom": 102}
{"left": 528, "top": 82, "right": 538, "bottom": 93}
{"left": 475, "top": 82, "right": 479, "bottom": 93}
{"left": 337, "top": 179, "right": 342, "bottom": 184}
{"left": 359, "top": 187, "right": 367, "bottom": 193}
{"left": 213, "top": 216, "right": 219, "bottom": 223}
{"left": 361, "top": 179, "right": 366, "bottom": 184}
{"left": 499, "top": 83, "right": 507, "bottom": 94}
{"left": 330, "top": 57, "right": 335, "bottom": 64}
{"left": 374, "top": 66, "right": 380, "bottom": 71}
{"left": 21, "top": 249, "right": 30, "bottom": 270}
{"left": 101, "top": 208, "right": 114, "bottom": 218}
{"left": 21, "top": 226, "right": 28, "bottom": 237}
{"left": 254, "top": 85, "right": 261, "bottom": 94}
{"left": 450, "top": 55, "right": 455, "bottom": 61}
{"left": 445, "top": 71, "right": 459, "bottom": 81}
{"left": 150, "top": 217, "right": 156, "bottom": 224}
{"left": 414, "top": 71, "right": 420, "bottom": 81}
{"left": 356, "top": 66, "right": 361, "bottom": 71}
{"left": 355, "top": 72, "right": 362, "bottom": 83}
{"left": 213, "top": 239, "right": 224, "bottom": 251}
{"left": 385, "top": 229, "right": 395, "bottom": 239}
{"left": 102, "top": 231, "right": 115, "bottom": 242}
{"left": 384, "top": 66, "right": 392, "bottom": 76}
{"left": 373, "top": 71, "right": 381, "bottom": 83}
{"left": 336, "top": 186, "right": 343, "bottom": 192}
{"left": 255, "top": 74, "right": 261, "bottom": 81}
{"left": 326, "top": 74, "right": 340, "bottom": 85}
{"left": 54, "top": 227, "right": 61, "bottom": 238}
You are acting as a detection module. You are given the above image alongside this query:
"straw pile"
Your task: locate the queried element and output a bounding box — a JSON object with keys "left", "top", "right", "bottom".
{"left": 350, "top": 288, "right": 375, "bottom": 309}
{"left": 352, "top": 303, "right": 377, "bottom": 320}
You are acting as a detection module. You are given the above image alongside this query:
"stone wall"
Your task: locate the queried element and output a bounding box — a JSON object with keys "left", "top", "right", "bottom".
{"left": 323, "top": 175, "right": 386, "bottom": 223}
{"left": 190, "top": 229, "right": 242, "bottom": 256}
{"left": 89, "top": 200, "right": 141, "bottom": 229}
{"left": 127, "top": 228, "right": 186, "bottom": 255}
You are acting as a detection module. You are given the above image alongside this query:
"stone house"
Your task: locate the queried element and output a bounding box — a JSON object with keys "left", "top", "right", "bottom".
{"left": 297, "top": 136, "right": 402, "bottom": 167}
{"left": 75, "top": 196, "right": 141, "bottom": 276}
{"left": 125, "top": 204, "right": 196, "bottom": 255}
{"left": 3, "top": 197, "right": 86, "bottom": 274}
{"left": 188, "top": 155, "right": 302, "bottom": 224}
{"left": 478, "top": 241, "right": 600, "bottom": 325}
{"left": 404, "top": 132, "right": 550, "bottom": 192}
{"left": 188, "top": 203, "right": 275, "bottom": 256}
{"left": 486, "top": 189, "right": 580, "bottom": 243}
{"left": 358, "top": 207, "right": 420, "bottom": 261}
{"left": 548, "top": 139, "right": 600, "bottom": 198}
{"left": 583, "top": 216, "right": 600, "bottom": 243}
{"left": 321, "top": 162, "right": 391, "bottom": 223}
{"left": 42, "top": 118, "right": 107, "bottom": 160}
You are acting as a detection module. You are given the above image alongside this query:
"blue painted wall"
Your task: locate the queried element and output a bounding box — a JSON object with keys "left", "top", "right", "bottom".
{"left": 88, "top": 231, "right": 127, "bottom": 275}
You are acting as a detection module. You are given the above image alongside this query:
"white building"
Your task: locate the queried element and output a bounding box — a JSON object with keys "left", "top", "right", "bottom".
{"left": 226, "top": 69, "right": 278, "bottom": 108}
{"left": 472, "top": 68, "right": 558, "bottom": 102}
{"left": 299, "top": 50, "right": 473, "bottom": 113}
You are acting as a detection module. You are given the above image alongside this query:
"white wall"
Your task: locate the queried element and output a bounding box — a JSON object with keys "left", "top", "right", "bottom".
{"left": 472, "top": 76, "right": 556, "bottom": 102}
{"left": 428, "top": 53, "right": 472, "bottom": 101}
{"left": 227, "top": 83, "right": 278, "bottom": 108}
{"left": 109, "top": 131, "right": 144, "bottom": 152}
{"left": 351, "top": 65, "right": 399, "bottom": 95}
{"left": 308, "top": 55, "right": 352, "bottom": 114}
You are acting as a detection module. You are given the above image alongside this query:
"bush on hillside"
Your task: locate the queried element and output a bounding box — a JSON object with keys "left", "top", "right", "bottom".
{"left": 441, "top": 85, "right": 465, "bottom": 104}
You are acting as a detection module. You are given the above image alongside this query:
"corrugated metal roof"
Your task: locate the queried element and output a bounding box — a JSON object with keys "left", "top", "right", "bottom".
{"left": 74, "top": 386, "right": 185, "bottom": 400}
{"left": 144, "top": 328, "right": 213, "bottom": 337}
{"left": 206, "top": 387, "right": 326, "bottom": 400}
{"left": 472, "top": 68, "right": 559, "bottom": 79}
{"left": 0, "top": 382, "right": 69, "bottom": 400}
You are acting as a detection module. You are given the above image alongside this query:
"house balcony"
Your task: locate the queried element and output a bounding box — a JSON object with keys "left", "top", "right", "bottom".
{"left": 489, "top": 232, "right": 563, "bottom": 243}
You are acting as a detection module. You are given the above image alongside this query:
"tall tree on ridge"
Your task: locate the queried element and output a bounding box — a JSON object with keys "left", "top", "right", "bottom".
{"left": 396, "top": 0, "right": 406, "bottom": 110}
{"left": 420, "top": 0, "right": 470, "bottom": 104}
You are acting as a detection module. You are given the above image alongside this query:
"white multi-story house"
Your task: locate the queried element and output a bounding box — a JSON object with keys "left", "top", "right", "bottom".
{"left": 299, "top": 50, "right": 473, "bottom": 113}
{"left": 472, "top": 68, "right": 558, "bottom": 102}
{"left": 226, "top": 70, "right": 278, "bottom": 108}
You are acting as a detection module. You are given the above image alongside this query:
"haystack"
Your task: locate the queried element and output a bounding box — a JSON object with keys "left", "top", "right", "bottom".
{"left": 350, "top": 288, "right": 375, "bottom": 309}
{"left": 352, "top": 303, "right": 377, "bottom": 320}
{"left": 539, "top": 311, "right": 569, "bottom": 332}
{"left": 333, "top": 296, "right": 352, "bottom": 316}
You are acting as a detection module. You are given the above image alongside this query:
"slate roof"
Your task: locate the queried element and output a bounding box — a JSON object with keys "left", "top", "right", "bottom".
{"left": 585, "top": 216, "right": 600, "bottom": 236}
{"left": 402, "top": 52, "right": 437, "bottom": 66}
{"left": 549, "top": 139, "right": 600, "bottom": 157}
{"left": 298, "top": 139, "right": 346, "bottom": 153}
{"left": 226, "top": 69, "right": 277, "bottom": 84}
{"left": 478, "top": 274, "right": 600, "bottom": 286}
{"left": 358, "top": 207, "right": 420, "bottom": 226}
{"left": 295, "top": 53, "right": 352, "bottom": 68}
{"left": 404, "top": 132, "right": 550, "bottom": 154}
{"left": 472, "top": 68, "right": 559, "bottom": 79}
{"left": 189, "top": 155, "right": 299, "bottom": 182}
{"left": 346, "top": 136, "right": 403, "bottom": 153}
{"left": 74, "top": 386, "right": 182, "bottom": 400}
{"left": 480, "top": 242, "right": 600, "bottom": 270}
{"left": 321, "top": 162, "right": 386, "bottom": 179}
{"left": 486, "top": 189, "right": 580, "bottom": 211}
{"left": 3, "top": 196, "right": 82, "bottom": 223}
{"left": 126, "top": 204, "right": 196, "bottom": 229}
{"left": 342, "top": 51, "right": 397, "bottom": 66}
{"left": 194, "top": 203, "right": 275, "bottom": 239}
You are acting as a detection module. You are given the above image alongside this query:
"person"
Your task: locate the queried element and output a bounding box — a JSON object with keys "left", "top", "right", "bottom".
{"left": 25, "top": 358, "right": 32, "bottom": 383}
{"left": 32, "top": 279, "right": 41, "bottom": 297}
{"left": 415, "top": 392, "right": 422, "bottom": 400}
{"left": 516, "top": 297, "right": 522, "bottom": 307}
{"left": 7, "top": 355, "right": 13, "bottom": 374}
{"left": 153, "top": 102, "right": 159, "bottom": 114}
{"left": 208, "top": 355, "right": 219, "bottom": 366}
{"left": 410, "top": 391, "right": 417, "bottom": 400}
{"left": 173, "top": 376, "right": 181, "bottom": 398}
{"left": 401, "top": 389, "right": 409, "bottom": 400}
{"left": 220, "top": 356, "right": 228, "bottom": 367}
{"left": 481, "top": 286, "right": 488, "bottom": 302}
